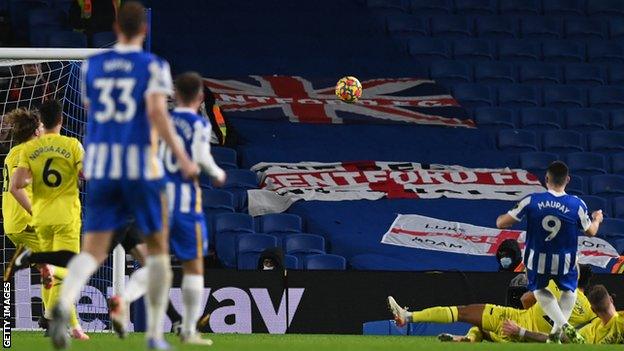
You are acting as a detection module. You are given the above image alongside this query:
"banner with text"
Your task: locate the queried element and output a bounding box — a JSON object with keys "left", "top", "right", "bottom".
{"left": 248, "top": 161, "right": 544, "bottom": 216}
{"left": 381, "top": 214, "right": 621, "bottom": 269}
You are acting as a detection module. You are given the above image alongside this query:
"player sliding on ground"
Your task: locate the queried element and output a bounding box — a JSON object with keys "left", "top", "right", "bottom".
{"left": 46, "top": 2, "right": 199, "bottom": 349}
{"left": 108, "top": 72, "right": 225, "bottom": 345}
{"left": 502, "top": 284, "right": 624, "bottom": 344}
{"left": 496, "top": 161, "right": 603, "bottom": 343}
{"left": 9, "top": 101, "right": 89, "bottom": 340}
{"left": 387, "top": 267, "right": 596, "bottom": 342}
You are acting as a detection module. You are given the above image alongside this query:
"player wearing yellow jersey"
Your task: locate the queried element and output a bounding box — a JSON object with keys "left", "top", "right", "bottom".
{"left": 503, "top": 284, "right": 623, "bottom": 344}
{"left": 10, "top": 100, "right": 88, "bottom": 340}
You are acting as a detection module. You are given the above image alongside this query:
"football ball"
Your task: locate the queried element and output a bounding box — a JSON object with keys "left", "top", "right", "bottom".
{"left": 335, "top": 76, "right": 362, "bottom": 103}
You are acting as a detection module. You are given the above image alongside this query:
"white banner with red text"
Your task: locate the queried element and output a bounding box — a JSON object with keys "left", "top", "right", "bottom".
{"left": 247, "top": 161, "right": 545, "bottom": 216}
{"left": 381, "top": 214, "right": 620, "bottom": 268}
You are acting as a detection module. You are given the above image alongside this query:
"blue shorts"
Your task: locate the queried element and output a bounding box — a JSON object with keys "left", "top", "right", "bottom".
{"left": 84, "top": 179, "right": 166, "bottom": 235}
{"left": 169, "top": 212, "right": 208, "bottom": 262}
{"left": 527, "top": 269, "right": 578, "bottom": 292}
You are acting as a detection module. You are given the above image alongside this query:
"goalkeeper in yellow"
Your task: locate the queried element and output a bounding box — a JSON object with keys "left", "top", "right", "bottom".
{"left": 9, "top": 100, "right": 89, "bottom": 340}
{"left": 387, "top": 265, "right": 595, "bottom": 343}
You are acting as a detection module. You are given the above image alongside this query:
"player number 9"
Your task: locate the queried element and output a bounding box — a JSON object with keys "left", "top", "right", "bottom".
{"left": 542, "top": 215, "right": 561, "bottom": 242}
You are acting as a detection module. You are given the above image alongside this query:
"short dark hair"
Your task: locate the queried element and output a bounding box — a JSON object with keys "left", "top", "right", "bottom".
{"left": 6, "top": 108, "right": 40, "bottom": 144}
{"left": 546, "top": 161, "right": 569, "bottom": 186}
{"left": 39, "top": 99, "right": 62, "bottom": 129}
{"left": 578, "top": 264, "right": 593, "bottom": 291}
{"left": 587, "top": 285, "right": 611, "bottom": 314}
{"left": 117, "top": 1, "right": 146, "bottom": 39}
{"left": 175, "top": 72, "right": 203, "bottom": 105}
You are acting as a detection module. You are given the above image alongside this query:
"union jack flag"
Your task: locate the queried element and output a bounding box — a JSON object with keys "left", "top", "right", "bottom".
{"left": 203, "top": 76, "right": 473, "bottom": 128}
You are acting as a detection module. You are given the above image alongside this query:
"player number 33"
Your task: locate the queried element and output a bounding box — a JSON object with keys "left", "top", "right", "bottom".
{"left": 93, "top": 78, "right": 137, "bottom": 123}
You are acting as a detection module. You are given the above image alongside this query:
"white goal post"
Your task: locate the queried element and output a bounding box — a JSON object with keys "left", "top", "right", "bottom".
{"left": 0, "top": 47, "right": 125, "bottom": 331}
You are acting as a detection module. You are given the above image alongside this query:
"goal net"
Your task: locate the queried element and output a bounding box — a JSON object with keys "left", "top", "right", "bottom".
{"left": 0, "top": 49, "right": 125, "bottom": 332}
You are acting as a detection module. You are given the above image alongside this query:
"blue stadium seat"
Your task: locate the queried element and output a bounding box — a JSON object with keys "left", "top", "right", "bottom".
{"left": 567, "top": 174, "right": 585, "bottom": 195}
{"left": 612, "top": 153, "right": 624, "bottom": 174}
{"left": 543, "top": 41, "right": 585, "bottom": 63}
{"left": 613, "top": 197, "right": 624, "bottom": 219}
{"left": 543, "top": 0, "right": 584, "bottom": 17}
{"left": 29, "top": 27, "right": 61, "bottom": 47}
{"left": 92, "top": 31, "right": 116, "bottom": 48}
{"left": 498, "top": 129, "right": 538, "bottom": 152}
{"left": 498, "top": 40, "right": 541, "bottom": 62}
{"left": 284, "top": 234, "right": 326, "bottom": 262}
{"left": 610, "top": 18, "right": 624, "bottom": 40}
{"left": 608, "top": 65, "right": 624, "bottom": 85}
{"left": 520, "top": 108, "right": 562, "bottom": 130}
{"left": 47, "top": 31, "right": 87, "bottom": 48}
{"left": 431, "top": 16, "right": 472, "bottom": 38}
{"left": 409, "top": 0, "right": 453, "bottom": 15}
{"left": 259, "top": 213, "right": 303, "bottom": 238}
{"left": 565, "top": 152, "right": 608, "bottom": 177}
{"left": 589, "top": 86, "right": 624, "bottom": 110}
{"left": 565, "top": 108, "right": 609, "bottom": 131}
{"left": 454, "top": 0, "right": 496, "bottom": 15}
{"left": 520, "top": 17, "right": 563, "bottom": 39}
{"left": 542, "top": 130, "right": 585, "bottom": 153}
{"left": 237, "top": 234, "right": 279, "bottom": 270}
{"left": 565, "top": 19, "right": 607, "bottom": 40}
{"left": 543, "top": 86, "right": 586, "bottom": 109}
{"left": 284, "top": 254, "right": 299, "bottom": 270}
{"left": 579, "top": 195, "right": 609, "bottom": 216}
{"left": 588, "top": 42, "right": 624, "bottom": 64}
{"left": 565, "top": 64, "right": 606, "bottom": 87}
{"left": 429, "top": 61, "right": 472, "bottom": 85}
{"left": 474, "top": 107, "right": 516, "bottom": 129}
{"left": 386, "top": 15, "right": 428, "bottom": 37}
{"left": 215, "top": 213, "right": 254, "bottom": 233}
{"left": 9, "top": 1, "right": 47, "bottom": 42}
{"left": 519, "top": 152, "right": 559, "bottom": 179}
{"left": 590, "top": 175, "right": 624, "bottom": 197}
{"left": 612, "top": 110, "right": 624, "bottom": 130}
{"left": 223, "top": 169, "right": 257, "bottom": 202}
{"left": 366, "top": 0, "right": 409, "bottom": 12}
{"left": 519, "top": 63, "right": 561, "bottom": 85}
{"left": 587, "top": 0, "right": 624, "bottom": 17}
{"left": 452, "top": 84, "right": 493, "bottom": 108}
{"left": 597, "top": 218, "right": 624, "bottom": 239}
{"left": 408, "top": 38, "right": 451, "bottom": 61}
{"left": 498, "top": 85, "right": 540, "bottom": 108}
{"left": 499, "top": 0, "right": 539, "bottom": 16}
{"left": 304, "top": 254, "right": 347, "bottom": 270}
{"left": 28, "top": 7, "right": 65, "bottom": 27}
{"left": 203, "top": 189, "right": 235, "bottom": 212}
{"left": 52, "top": 0, "right": 74, "bottom": 14}
{"left": 212, "top": 146, "right": 238, "bottom": 170}
{"left": 474, "top": 62, "right": 515, "bottom": 84}
{"left": 214, "top": 213, "right": 255, "bottom": 268}
{"left": 589, "top": 131, "right": 624, "bottom": 153}
{"left": 453, "top": 39, "right": 494, "bottom": 61}
{"left": 475, "top": 16, "right": 517, "bottom": 39}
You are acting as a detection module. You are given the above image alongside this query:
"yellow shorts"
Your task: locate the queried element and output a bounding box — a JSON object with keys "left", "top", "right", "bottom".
{"left": 481, "top": 304, "right": 534, "bottom": 343}
{"left": 6, "top": 226, "right": 41, "bottom": 252}
{"left": 37, "top": 221, "right": 81, "bottom": 253}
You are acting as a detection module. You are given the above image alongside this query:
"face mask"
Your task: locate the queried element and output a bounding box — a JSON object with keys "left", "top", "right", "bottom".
{"left": 500, "top": 257, "right": 513, "bottom": 269}
{"left": 263, "top": 265, "right": 274, "bottom": 271}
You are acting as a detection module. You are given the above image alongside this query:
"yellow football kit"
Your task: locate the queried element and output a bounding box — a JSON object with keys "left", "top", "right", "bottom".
{"left": 579, "top": 312, "right": 624, "bottom": 344}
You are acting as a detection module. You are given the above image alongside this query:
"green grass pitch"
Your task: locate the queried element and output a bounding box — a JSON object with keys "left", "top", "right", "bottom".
{"left": 8, "top": 332, "right": 623, "bottom": 351}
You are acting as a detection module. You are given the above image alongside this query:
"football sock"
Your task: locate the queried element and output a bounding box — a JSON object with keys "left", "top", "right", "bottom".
{"left": 166, "top": 301, "right": 182, "bottom": 324}
{"left": 181, "top": 274, "right": 204, "bottom": 336}
{"left": 558, "top": 289, "right": 577, "bottom": 323}
{"left": 58, "top": 253, "right": 99, "bottom": 310}
{"left": 122, "top": 267, "right": 148, "bottom": 303}
{"left": 29, "top": 251, "right": 76, "bottom": 267}
{"left": 410, "top": 306, "right": 458, "bottom": 323}
{"left": 145, "top": 254, "right": 172, "bottom": 340}
{"left": 42, "top": 284, "right": 51, "bottom": 319}
{"left": 534, "top": 288, "right": 566, "bottom": 334}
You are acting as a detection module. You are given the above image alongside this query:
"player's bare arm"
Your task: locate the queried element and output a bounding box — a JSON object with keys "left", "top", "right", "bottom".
{"left": 496, "top": 213, "right": 518, "bottom": 229}
{"left": 520, "top": 292, "right": 536, "bottom": 309}
{"left": 502, "top": 319, "right": 550, "bottom": 343}
{"left": 584, "top": 210, "right": 604, "bottom": 237}
{"left": 10, "top": 167, "right": 33, "bottom": 214}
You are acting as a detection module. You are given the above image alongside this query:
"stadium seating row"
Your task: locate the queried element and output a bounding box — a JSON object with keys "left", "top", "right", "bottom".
{"left": 475, "top": 107, "right": 623, "bottom": 130}
{"left": 368, "top": 0, "right": 624, "bottom": 17}
{"left": 387, "top": 15, "right": 624, "bottom": 40}
{"left": 497, "top": 129, "right": 624, "bottom": 154}
{"left": 580, "top": 196, "right": 624, "bottom": 219}
{"left": 452, "top": 84, "right": 624, "bottom": 109}
{"left": 430, "top": 61, "right": 624, "bottom": 87}
{"left": 408, "top": 38, "right": 624, "bottom": 64}
{"left": 518, "top": 151, "right": 624, "bottom": 175}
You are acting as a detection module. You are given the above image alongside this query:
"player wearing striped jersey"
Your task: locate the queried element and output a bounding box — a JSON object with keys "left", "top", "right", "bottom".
{"left": 109, "top": 72, "right": 225, "bottom": 345}
{"left": 49, "top": 3, "right": 199, "bottom": 350}
{"left": 9, "top": 101, "right": 88, "bottom": 340}
{"left": 496, "top": 161, "right": 603, "bottom": 343}
{"left": 503, "top": 285, "right": 624, "bottom": 344}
